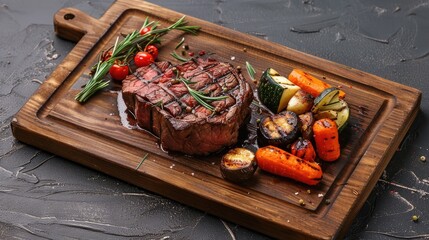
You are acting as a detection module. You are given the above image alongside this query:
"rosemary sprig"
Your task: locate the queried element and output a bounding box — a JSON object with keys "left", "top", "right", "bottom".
{"left": 135, "top": 153, "right": 149, "bottom": 170}
{"left": 179, "top": 77, "right": 228, "bottom": 112}
{"left": 175, "top": 37, "right": 185, "bottom": 49}
{"left": 245, "top": 61, "right": 256, "bottom": 80}
{"left": 171, "top": 51, "right": 189, "bottom": 62}
{"left": 75, "top": 16, "right": 200, "bottom": 103}
{"left": 75, "top": 57, "right": 117, "bottom": 102}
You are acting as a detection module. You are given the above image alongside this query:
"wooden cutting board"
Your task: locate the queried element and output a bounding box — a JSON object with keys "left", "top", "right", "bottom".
{"left": 11, "top": 0, "right": 421, "bottom": 239}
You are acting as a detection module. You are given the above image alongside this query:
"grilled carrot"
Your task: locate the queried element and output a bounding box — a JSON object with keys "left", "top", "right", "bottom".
{"left": 288, "top": 69, "right": 346, "bottom": 99}
{"left": 313, "top": 118, "right": 341, "bottom": 161}
{"left": 255, "top": 145, "right": 323, "bottom": 185}
{"left": 290, "top": 138, "right": 316, "bottom": 162}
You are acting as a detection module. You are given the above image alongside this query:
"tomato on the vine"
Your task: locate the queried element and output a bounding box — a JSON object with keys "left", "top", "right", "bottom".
{"left": 139, "top": 26, "right": 151, "bottom": 35}
{"left": 134, "top": 51, "right": 154, "bottom": 67}
{"left": 145, "top": 45, "right": 159, "bottom": 60}
{"left": 109, "top": 64, "right": 129, "bottom": 81}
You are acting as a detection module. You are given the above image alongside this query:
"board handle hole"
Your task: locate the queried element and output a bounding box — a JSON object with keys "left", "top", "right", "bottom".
{"left": 64, "top": 13, "right": 75, "bottom": 20}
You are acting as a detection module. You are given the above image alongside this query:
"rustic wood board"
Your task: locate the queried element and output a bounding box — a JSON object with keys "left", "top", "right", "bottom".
{"left": 11, "top": 0, "right": 421, "bottom": 239}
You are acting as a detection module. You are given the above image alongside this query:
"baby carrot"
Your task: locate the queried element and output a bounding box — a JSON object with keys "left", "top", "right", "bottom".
{"left": 288, "top": 69, "right": 346, "bottom": 99}
{"left": 255, "top": 145, "right": 323, "bottom": 185}
{"left": 313, "top": 118, "right": 341, "bottom": 161}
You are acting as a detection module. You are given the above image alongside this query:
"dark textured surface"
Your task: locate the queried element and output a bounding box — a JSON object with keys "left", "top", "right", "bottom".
{"left": 1, "top": 0, "right": 428, "bottom": 239}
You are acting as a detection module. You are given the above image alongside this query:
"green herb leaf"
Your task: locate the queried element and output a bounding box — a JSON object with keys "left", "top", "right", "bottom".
{"left": 135, "top": 153, "right": 149, "bottom": 170}
{"left": 75, "top": 16, "right": 200, "bottom": 103}
{"left": 246, "top": 61, "right": 256, "bottom": 80}
{"left": 179, "top": 77, "right": 228, "bottom": 112}
{"left": 171, "top": 51, "right": 189, "bottom": 62}
{"left": 175, "top": 37, "right": 185, "bottom": 49}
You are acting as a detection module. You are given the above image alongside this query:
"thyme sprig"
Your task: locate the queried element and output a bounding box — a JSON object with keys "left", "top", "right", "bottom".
{"left": 175, "top": 37, "right": 185, "bottom": 49}
{"left": 171, "top": 51, "right": 189, "bottom": 62}
{"left": 245, "top": 61, "right": 256, "bottom": 80}
{"left": 179, "top": 77, "right": 228, "bottom": 112}
{"left": 75, "top": 16, "right": 200, "bottom": 103}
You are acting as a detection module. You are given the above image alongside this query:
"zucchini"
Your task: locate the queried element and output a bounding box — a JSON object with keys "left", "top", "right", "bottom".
{"left": 257, "top": 111, "right": 300, "bottom": 148}
{"left": 335, "top": 104, "right": 350, "bottom": 132}
{"left": 258, "top": 68, "right": 301, "bottom": 113}
{"left": 220, "top": 148, "right": 257, "bottom": 183}
{"left": 312, "top": 87, "right": 340, "bottom": 113}
{"left": 312, "top": 87, "right": 350, "bottom": 131}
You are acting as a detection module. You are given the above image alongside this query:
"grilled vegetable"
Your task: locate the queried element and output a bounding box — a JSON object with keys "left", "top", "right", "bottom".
{"left": 288, "top": 69, "right": 345, "bottom": 99}
{"left": 312, "top": 87, "right": 350, "bottom": 132}
{"left": 313, "top": 118, "right": 341, "bottom": 162}
{"left": 258, "top": 68, "right": 301, "bottom": 113}
{"left": 286, "top": 89, "right": 314, "bottom": 115}
{"left": 220, "top": 148, "right": 257, "bottom": 182}
{"left": 255, "top": 145, "right": 323, "bottom": 186}
{"left": 298, "top": 112, "right": 314, "bottom": 140}
{"left": 257, "top": 111, "right": 300, "bottom": 148}
{"left": 290, "top": 138, "right": 316, "bottom": 162}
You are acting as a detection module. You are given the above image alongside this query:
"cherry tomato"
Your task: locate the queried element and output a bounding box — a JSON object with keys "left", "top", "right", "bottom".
{"left": 145, "top": 45, "right": 159, "bottom": 60}
{"left": 134, "top": 51, "right": 154, "bottom": 67}
{"left": 139, "top": 26, "right": 151, "bottom": 35}
{"left": 109, "top": 64, "right": 129, "bottom": 81}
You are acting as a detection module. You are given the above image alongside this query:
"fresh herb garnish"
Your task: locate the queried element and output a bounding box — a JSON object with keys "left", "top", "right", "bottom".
{"left": 179, "top": 77, "right": 228, "bottom": 112}
{"left": 75, "top": 16, "right": 200, "bottom": 103}
{"left": 171, "top": 51, "right": 189, "bottom": 62}
{"left": 245, "top": 61, "right": 256, "bottom": 80}
{"left": 135, "top": 153, "right": 149, "bottom": 170}
{"left": 175, "top": 37, "right": 185, "bottom": 49}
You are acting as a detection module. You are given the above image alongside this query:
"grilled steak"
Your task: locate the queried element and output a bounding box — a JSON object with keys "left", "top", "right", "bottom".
{"left": 122, "top": 57, "right": 253, "bottom": 155}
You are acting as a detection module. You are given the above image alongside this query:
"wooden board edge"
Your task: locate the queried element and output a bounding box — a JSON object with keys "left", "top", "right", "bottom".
{"left": 332, "top": 94, "right": 422, "bottom": 239}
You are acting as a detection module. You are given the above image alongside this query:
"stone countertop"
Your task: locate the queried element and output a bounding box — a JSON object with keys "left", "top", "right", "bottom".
{"left": 1, "top": 0, "right": 428, "bottom": 239}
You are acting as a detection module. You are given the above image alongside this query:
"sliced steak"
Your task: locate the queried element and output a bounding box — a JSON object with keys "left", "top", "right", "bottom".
{"left": 122, "top": 57, "right": 253, "bottom": 155}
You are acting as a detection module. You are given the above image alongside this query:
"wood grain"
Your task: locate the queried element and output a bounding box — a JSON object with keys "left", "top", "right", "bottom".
{"left": 11, "top": 0, "right": 421, "bottom": 239}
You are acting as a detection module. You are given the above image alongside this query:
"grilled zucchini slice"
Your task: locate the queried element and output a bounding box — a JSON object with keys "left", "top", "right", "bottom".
{"left": 312, "top": 87, "right": 350, "bottom": 131}
{"left": 258, "top": 68, "right": 301, "bottom": 113}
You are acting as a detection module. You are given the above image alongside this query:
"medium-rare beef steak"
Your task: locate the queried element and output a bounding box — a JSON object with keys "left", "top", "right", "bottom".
{"left": 122, "top": 57, "right": 253, "bottom": 155}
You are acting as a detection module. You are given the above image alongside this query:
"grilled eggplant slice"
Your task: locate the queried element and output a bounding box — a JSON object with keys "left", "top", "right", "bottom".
{"left": 220, "top": 148, "right": 257, "bottom": 182}
{"left": 257, "top": 111, "right": 300, "bottom": 148}
{"left": 258, "top": 68, "right": 301, "bottom": 113}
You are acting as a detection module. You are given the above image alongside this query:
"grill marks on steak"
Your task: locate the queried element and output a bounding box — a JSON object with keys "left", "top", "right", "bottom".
{"left": 122, "top": 57, "right": 253, "bottom": 155}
